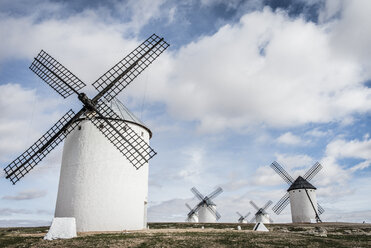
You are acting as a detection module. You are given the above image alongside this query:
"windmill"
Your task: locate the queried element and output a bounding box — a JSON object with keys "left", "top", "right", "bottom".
{"left": 236, "top": 211, "right": 251, "bottom": 224}
{"left": 185, "top": 203, "right": 199, "bottom": 223}
{"left": 3, "top": 34, "right": 169, "bottom": 231}
{"left": 249, "top": 200, "right": 274, "bottom": 223}
{"left": 189, "top": 187, "right": 223, "bottom": 223}
{"left": 270, "top": 161, "right": 325, "bottom": 223}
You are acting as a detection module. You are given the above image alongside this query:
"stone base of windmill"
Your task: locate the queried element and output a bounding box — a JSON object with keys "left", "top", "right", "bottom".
{"left": 253, "top": 222, "right": 269, "bottom": 232}
{"left": 44, "top": 217, "right": 77, "bottom": 240}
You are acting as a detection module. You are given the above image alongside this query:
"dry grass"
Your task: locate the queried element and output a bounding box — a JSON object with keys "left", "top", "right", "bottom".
{"left": 1, "top": 222, "right": 370, "bottom": 248}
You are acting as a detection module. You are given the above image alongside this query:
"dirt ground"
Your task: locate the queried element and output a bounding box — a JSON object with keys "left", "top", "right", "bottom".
{"left": 1, "top": 222, "right": 370, "bottom": 248}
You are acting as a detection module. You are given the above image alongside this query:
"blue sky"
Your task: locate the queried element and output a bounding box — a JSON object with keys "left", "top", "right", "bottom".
{"left": 0, "top": 0, "right": 371, "bottom": 226}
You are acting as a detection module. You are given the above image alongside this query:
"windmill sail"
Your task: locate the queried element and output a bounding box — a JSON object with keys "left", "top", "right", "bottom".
{"left": 317, "top": 203, "right": 325, "bottom": 215}
{"left": 272, "top": 192, "right": 290, "bottom": 214}
{"left": 206, "top": 187, "right": 223, "bottom": 200}
{"left": 262, "top": 200, "right": 273, "bottom": 211}
{"left": 30, "top": 50, "right": 86, "bottom": 98}
{"left": 92, "top": 34, "right": 170, "bottom": 102}
{"left": 270, "top": 161, "right": 294, "bottom": 185}
{"left": 250, "top": 200, "right": 260, "bottom": 211}
{"left": 303, "top": 162, "right": 323, "bottom": 181}
{"left": 91, "top": 100, "right": 156, "bottom": 169}
{"left": 4, "top": 110, "right": 81, "bottom": 184}
{"left": 191, "top": 187, "right": 205, "bottom": 201}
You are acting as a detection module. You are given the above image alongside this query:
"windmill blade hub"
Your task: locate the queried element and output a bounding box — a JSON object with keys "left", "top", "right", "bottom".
{"left": 78, "top": 93, "right": 96, "bottom": 111}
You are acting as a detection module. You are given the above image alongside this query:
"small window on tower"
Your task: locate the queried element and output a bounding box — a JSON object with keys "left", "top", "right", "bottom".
{"left": 141, "top": 131, "right": 144, "bottom": 137}
{"left": 78, "top": 126, "right": 82, "bottom": 130}
{"left": 299, "top": 190, "right": 301, "bottom": 192}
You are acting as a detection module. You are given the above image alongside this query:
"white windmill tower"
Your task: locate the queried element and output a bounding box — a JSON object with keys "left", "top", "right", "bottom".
{"left": 270, "top": 161, "right": 325, "bottom": 223}
{"left": 55, "top": 98, "right": 153, "bottom": 231}
{"left": 3, "top": 34, "right": 169, "bottom": 232}
{"left": 249, "top": 200, "right": 274, "bottom": 224}
{"left": 189, "top": 187, "right": 223, "bottom": 223}
{"left": 185, "top": 203, "right": 199, "bottom": 223}
{"left": 236, "top": 211, "right": 251, "bottom": 224}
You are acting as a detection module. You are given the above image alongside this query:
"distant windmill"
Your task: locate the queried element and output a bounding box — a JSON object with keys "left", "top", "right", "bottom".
{"left": 185, "top": 203, "right": 199, "bottom": 223}
{"left": 270, "top": 161, "right": 325, "bottom": 223}
{"left": 249, "top": 200, "right": 274, "bottom": 223}
{"left": 236, "top": 211, "right": 251, "bottom": 224}
{"left": 189, "top": 187, "right": 223, "bottom": 223}
{"left": 3, "top": 34, "right": 169, "bottom": 231}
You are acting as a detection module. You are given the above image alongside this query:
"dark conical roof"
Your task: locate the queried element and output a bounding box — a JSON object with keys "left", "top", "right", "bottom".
{"left": 287, "top": 176, "right": 316, "bottom": 191}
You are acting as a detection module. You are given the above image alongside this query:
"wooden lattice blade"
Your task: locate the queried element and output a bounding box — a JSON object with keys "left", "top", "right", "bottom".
{"left": 90, "top": 100, "right": 156, "bottom": 169}
{"left": 92, "top": 34, "right": 170, "bottom": 102}
{"left": 4, "top": 109, "right": 82, "bottom": 184}
{"left": 30, "top": 50, "right": 86, "bottom": 98}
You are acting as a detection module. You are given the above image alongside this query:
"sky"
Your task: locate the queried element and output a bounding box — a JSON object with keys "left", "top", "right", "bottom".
{"left": 0, "top": 0, "right": 371, "bottom": 226}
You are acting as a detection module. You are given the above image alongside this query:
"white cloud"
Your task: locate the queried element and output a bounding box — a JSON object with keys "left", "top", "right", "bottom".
{"left": 220, "top": 179, "right": 249, "bottom": 191}
{"left": 318, "top": 0, "right": 343, "bottom": 23}
{"left": 326, "top": 137, "right": 371, "bottom": 162}
{"left": 318, "top": 185, "right": 355, "bottom": 199}
{"left": 36, "top": 209, "right": 54, "bottom": 215}
{"left": 276, "top": 132, "right": 305, "bottom": 145}
{"left": 201, "top": 0, "right": 242, "bottom": 9}
{"left": 327, "top": 0, "right": 371, "bottom": 79}
{"left": 1, "top": 4, "right": 370, "bottom": 134}
{"left": 321, "top": 136, "right": 371, "bottom": 178}
{"left": 316, "top": 155, "right": 349, "bottom": 187}
{"left": 114, "top": 0, "right": 167, "bottom": 35}
{"left": 252, "top": 153, "right": 315, "bottom": 185}
{"left": 252, "top": 165, "right": 282, "bottom": 186}
{"left": 252, "top": 153, "right": 315, "bottom": 186}
{"left": 175, "top": 146, "right": 205, "bottom": 182}
{"left": 2, "top": 189, "right": 47, "bottom": 200}
{"left": 0, "top": 84, "right": 64, "bottom": 162}
{"left": 141, "top": 7, "right": 371, "bottom": 132}
{"left": 0, "top": 8, "right": 143, "bottom": 86}
{"left": 275, "top": 153, "right": 314, "bottom": 171}
{"left": 314, "top": 136, "right": 371, "bottom": 189}
{"left": 305, "top": 128, "right": 329, "bottom": 137}
{"left": 350, "top": 160, "right": 371, "bottom": 172}
{"left": 167, "top": 7, "right": 176, "bottom": 24}
{"left": 0, "top": 208, "right": 32, "bottom": 216}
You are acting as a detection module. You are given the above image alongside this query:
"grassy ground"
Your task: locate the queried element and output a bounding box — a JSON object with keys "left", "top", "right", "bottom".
{"left": 0, "top": 222, "right": 370, "bottom": 248}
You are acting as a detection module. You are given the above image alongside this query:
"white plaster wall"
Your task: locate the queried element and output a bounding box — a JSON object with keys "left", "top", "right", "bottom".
{"left": 256, "top": 214, "right": 270, "bottom": 224}
{"left": 289, "top": 189, "right": 318, "bottom": 223}
{"left": 188, "top": 214, "right": 198, "bottom": 223}
{"left": 198, "top": 205, "right": 217, "bottom": 223}
{"left": 54, "top": 120, "right": 149, "bottom": 232}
